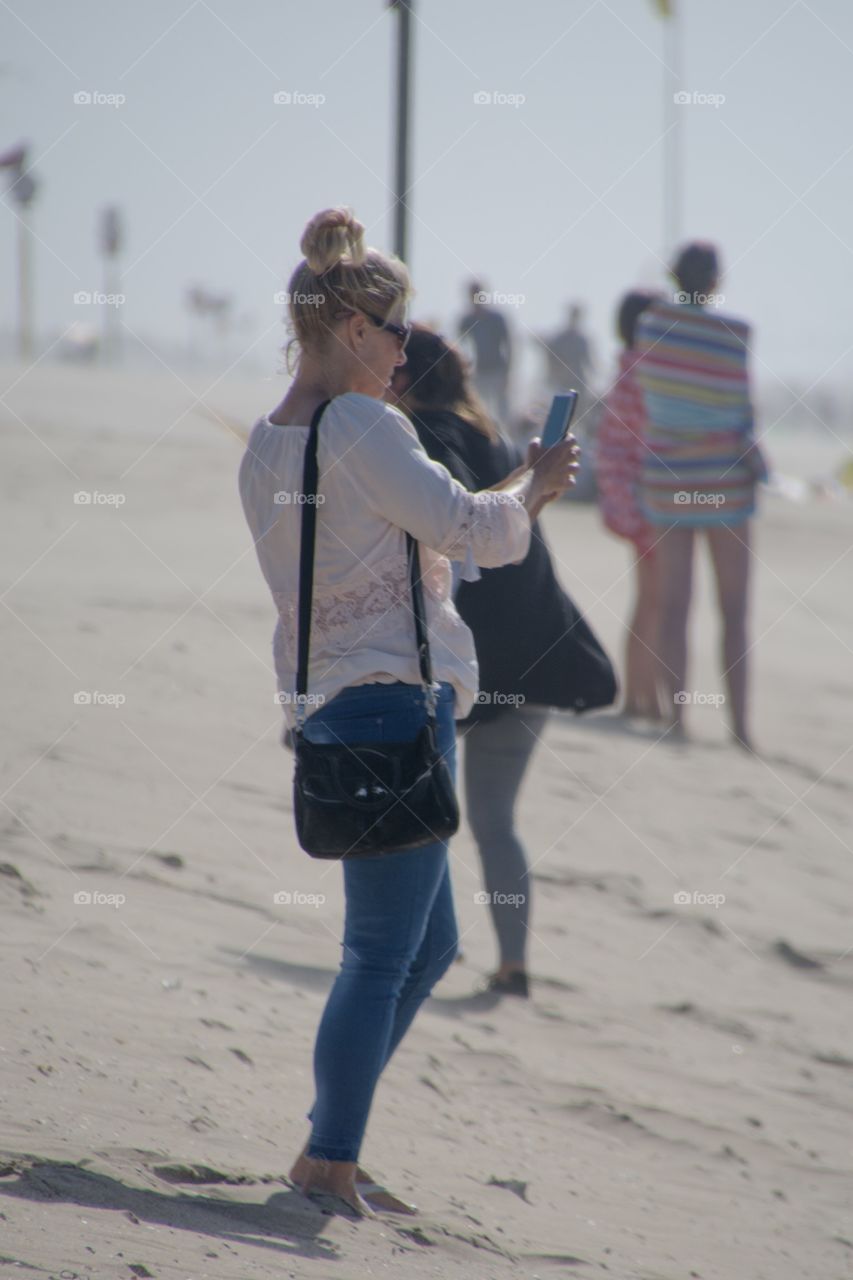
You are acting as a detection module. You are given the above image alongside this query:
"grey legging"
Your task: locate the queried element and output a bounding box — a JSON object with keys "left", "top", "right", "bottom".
{"left": 461, "top": 705, "right": 550, "bottom": 969}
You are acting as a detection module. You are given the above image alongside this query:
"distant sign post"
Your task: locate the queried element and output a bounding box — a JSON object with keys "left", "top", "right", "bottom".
{"left": 0, "top": 143, "right": 38, "bottom": 362}
{"left": 98, "top": 205, "right": 123, "bottom": 363}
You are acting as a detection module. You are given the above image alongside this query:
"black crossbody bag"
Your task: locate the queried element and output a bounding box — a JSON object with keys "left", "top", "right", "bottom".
{"left": 291, "top": 400, "right": 460, "bottom": 860}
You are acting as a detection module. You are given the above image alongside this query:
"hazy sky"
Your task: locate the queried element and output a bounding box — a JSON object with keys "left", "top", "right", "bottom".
{"left": 2, "top": 0, "right": 853, "bottom": 396}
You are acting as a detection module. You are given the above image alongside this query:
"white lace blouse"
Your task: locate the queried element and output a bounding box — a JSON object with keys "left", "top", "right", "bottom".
{"left": 238, "top": 392, "right": 531, "bottom": 725}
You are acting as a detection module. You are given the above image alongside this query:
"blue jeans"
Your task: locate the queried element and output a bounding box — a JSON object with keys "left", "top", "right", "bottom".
{"left": 300, "top": 680, "right": 458, "bottom": 1162}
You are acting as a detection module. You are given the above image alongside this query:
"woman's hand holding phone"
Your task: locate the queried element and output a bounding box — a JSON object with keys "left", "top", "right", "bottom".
{"left": 525, "top": 434, "right": 581, "bottom": 520}
{"left": 483, "top": 416, "right": 581, "bottom": 536}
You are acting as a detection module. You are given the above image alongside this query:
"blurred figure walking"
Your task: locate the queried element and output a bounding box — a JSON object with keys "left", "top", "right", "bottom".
{"left": 535, "top": 302, "right": 596, "bottom": 421}
{"left": 458, "top": 280, "right": 512, "bottom": 431}
{"left": 390, "top": 325, "right": 615, "bottom": 998}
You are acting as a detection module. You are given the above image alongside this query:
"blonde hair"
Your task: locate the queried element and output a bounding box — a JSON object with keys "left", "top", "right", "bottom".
{"left": 284, "top": 207, "right": 412, "bottom": 368}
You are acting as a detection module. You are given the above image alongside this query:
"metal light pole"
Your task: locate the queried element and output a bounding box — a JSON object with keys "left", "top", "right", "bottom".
{"left": 389, "top": 0, "right": 413, "bottom": 264}
{"left": 16, "top": 197, "right": 34, "bottom": 360}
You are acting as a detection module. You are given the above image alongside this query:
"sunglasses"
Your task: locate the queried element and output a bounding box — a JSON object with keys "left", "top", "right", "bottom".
{"left": 363, "top": 311, "right": 411, "bottom": 350}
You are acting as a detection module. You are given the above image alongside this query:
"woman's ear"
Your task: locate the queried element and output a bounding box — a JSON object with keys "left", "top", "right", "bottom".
{"left": 343, "top": 311, "right": 368, "bottom": 351}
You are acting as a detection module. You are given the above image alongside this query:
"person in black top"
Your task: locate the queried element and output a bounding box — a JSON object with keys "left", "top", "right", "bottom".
{"left": 388, "top": 325, "right": 616, "bottom": 998}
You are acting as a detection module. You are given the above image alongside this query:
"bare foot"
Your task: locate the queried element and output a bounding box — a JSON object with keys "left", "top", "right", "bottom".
{"left": 620, "top": 700, "right": 667, "bottom": 724}
{"left": 355, "top": 1166, "right": 417, "bottom": 1215}
{"left": 289, "top": 1152, "right": 376, "bottom": 1218}
{"left": 481, "top": 968, "right": 529, "bottom": 998}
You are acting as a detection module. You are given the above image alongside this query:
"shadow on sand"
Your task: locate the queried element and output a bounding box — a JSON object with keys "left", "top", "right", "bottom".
{"left": 0, "top": 1158, "right": 350, "bottom": 1262}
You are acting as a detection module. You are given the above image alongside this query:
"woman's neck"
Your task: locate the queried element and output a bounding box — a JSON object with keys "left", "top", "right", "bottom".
{"left": 268, "top": 358, "right": 372, "bottom": 425}
{"left": 289, "top": 355, "right": 351, "bottom": 401}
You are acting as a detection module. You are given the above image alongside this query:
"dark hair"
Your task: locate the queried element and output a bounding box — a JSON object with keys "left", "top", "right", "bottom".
{"left": 395, "top": 324, "right": 498, "bottom": 440}
{"left": 671, "top": 241, "right": 719, "bottom": 297}
{"left": 617, "top": 289, "right": 663, "bottom": 349}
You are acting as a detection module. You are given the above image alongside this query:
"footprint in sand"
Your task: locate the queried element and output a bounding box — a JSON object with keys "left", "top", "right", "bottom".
{"left": 773, "top": 939, "right": 824, "bottom": 971}
{"left": 658, "top": 1001, "right": 757, "bottom": 1040}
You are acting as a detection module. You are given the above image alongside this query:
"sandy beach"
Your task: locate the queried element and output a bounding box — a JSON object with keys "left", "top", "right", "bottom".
{"left": 2, "top": 360, "right": 853, "bottom": 1280}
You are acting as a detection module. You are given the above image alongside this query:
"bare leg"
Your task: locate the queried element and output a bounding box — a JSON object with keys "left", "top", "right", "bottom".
{"left": 622, "top": 551, "right": 646, "bottom": 716}
{"left": 655, "top": 526, "right": 695, "bottom": 734}
{"left": 624, "top": 548, "right": 664, "bottom": 718}
{"left": 706, "top": 521, "right": 753, "bottom": 749}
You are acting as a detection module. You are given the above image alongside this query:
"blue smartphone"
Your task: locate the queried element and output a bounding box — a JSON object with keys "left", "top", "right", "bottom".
{"left": 540, "top": 391, "right": 579, "bottom": 448}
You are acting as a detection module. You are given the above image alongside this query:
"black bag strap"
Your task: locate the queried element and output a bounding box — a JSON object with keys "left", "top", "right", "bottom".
{"left": 294, "top": 398, "right": 436, "bottom": 730}
{"left": 407, "top": 536, "right": 435, "bottom": 695}
{"left": 294, "top": 399, "right": 327, "bottom": 714}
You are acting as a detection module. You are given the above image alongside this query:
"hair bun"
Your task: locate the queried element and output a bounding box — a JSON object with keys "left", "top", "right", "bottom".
{"left": 300, "top": 207, "right": 366, "bottom": 275}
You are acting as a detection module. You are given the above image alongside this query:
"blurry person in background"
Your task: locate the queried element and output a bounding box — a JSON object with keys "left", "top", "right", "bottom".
{"left": 635, "top": 242, "right": 768, "bottom": 749}
{"left": 535, "top": 302, "right": 596, "bottom": 420}
{"left": 458, "top": 279, "right": 512, "bottom": 432}
{"left": 389, "top": 326, "right": 616, "bottom": 999}
{"left": 534, "top": 303, "right": 600, "bottom": 504}
{"left": 595, "top": 289, "right": 665, "bottom": 720}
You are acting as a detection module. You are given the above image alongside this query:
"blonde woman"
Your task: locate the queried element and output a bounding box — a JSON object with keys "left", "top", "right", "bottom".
{"left": 238, "top": 208, "right": 579, "bottom": 1216}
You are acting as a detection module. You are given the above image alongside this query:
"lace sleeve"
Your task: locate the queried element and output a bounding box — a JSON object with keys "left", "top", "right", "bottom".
{"left": 439, "top": 491, "right": 530, "bottom": 566}
{"left": 336, "top": 397, "right": 531, "bottom": 569}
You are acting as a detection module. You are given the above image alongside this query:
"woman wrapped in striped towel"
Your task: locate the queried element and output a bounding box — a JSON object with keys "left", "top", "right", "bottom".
{"left": 634, "top": 242, "right": 768, "bottom": 748}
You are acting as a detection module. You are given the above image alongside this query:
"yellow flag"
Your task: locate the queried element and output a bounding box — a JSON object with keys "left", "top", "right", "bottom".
{"left": 652, "top": 0, "right": 673, "bottom": 14}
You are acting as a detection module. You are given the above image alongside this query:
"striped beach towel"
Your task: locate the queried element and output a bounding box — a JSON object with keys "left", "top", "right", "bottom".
{"left": 635, "top": 301, "right": 756, "bottom": 526}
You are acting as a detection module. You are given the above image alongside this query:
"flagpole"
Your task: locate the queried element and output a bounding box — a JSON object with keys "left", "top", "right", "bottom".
{"left": 663, "top": 0, "right": 683, "bottom": 258}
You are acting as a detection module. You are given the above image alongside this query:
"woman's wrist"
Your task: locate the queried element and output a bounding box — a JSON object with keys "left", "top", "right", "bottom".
{"left": 525, "top": 494, "right": 550, "bottom": 523}
{"left": 487, "top": 462, "right": 528, "bottom": 494}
